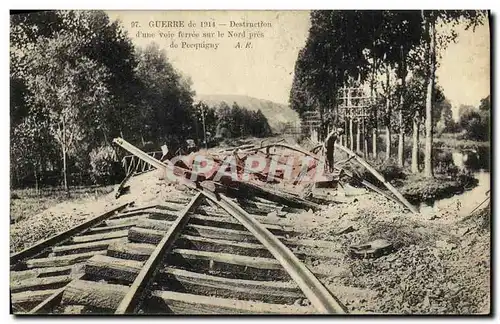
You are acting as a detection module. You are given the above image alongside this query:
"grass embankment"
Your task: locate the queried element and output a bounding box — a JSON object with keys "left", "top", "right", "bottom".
{"left": 10, "top": 186, "right": 114, "bottom": 224}
{"left": 433, "top": 133, "right": 490, "bottom": 150}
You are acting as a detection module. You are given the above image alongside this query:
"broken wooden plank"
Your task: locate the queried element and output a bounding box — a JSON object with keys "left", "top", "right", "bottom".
{"left": 128, "top": 227, "right": 165, "bottom": 244}
{"left": 176, "top": 235, "right": 271, "bottom": 257}
{"left": 11, "top": 289, "right": 60, "bottom": 306}
{"left": 161, "top": 267, "right": 303, "bottom": 304}
{"left": 10, "top": 264, "right": 84, "bottom": 282}
{"left": 105, "top": 215, "right": 146, "bottom": 227}
{"left": 171, "top": 249, "right": 282, "bottom": 270}
{"left": 84, "top": 254, "right": 144, "bottom": 283}
{"left": 11, "top": 275, "right": 73, "bottom": 293}
{"left": 107, "top": 242, "right": 156, "bottom": 261}
{"left": 28, "top": 273, "right": 85, "bottom": 314}
{"left": 51, "top": 238, "right": 125, "bottom": 256}
{"left": 26, "top": 251, "right": 106, "bottom": 269}
{"left": 149, "top": 290, "right": 314, "bottom": 314}
{"left": 189, "top": 214, "right": 300, "bottom": 236}
{"left": 87, "top": 224, "right": 136, "bottom": 234}
{"left": 61, "top": 280, "right": 128, "bottom": 310}
{"left": 71, "top": 230, "right": 129, "bottom": 244}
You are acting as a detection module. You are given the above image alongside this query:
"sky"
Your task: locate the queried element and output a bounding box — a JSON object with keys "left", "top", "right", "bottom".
{"left": 106, "top": 11, "right": 490, "bottom": 119}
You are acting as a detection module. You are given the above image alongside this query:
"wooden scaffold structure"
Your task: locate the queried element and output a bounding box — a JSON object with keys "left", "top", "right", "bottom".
{"left": 301, "top": 86, "right": 375, "bottom": 157}
{"left": 337, "top": 86, "right": 374, "bottom": 158}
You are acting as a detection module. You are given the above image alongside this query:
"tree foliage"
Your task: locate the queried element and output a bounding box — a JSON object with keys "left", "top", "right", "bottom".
{"left": 10, "top": 10, "right": 197, "bottom": 188}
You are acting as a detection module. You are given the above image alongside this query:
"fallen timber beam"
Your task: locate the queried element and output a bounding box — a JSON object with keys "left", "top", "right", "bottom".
{"left": 11, "top": 275, "right": 73, "bottom": 293}
{"left": 51, "top": 238, "right": 126, "bottom": 256}
{"left": 10, "top": 202, "right": 131, "bottom": 266}
{"left": 161, "top": 269, "right": 303, "bottom": 304}
{"left": 11, "top": 264, "right": 84, "bottom": 282}
{"left": 149, "top": 290, "right": 314, "bottom": 314}
{"left": 199, "top": 190, "right": 347, "bottom": 314}
{"left": 334, "top": 144, "right": 418, "bottom": 214}
{"left": 137, "top": 214, "right": 300, "bottom": 237}
{"left": 257, "top": 142, "right": 415, "bottom": 213}
{"left": 85, "top": 254, "right": 144, "bottom": 283}
{"left": 62, "top": 279, "right": 129, "bottom": 310}
{"left": 25, "top": 250, "right": 107, "bottom": 269}
{"left": 112, "top": 137, "right": 320, "bottom": 211}
{"left": 114, "top": 192, "right": 204, "bottom": 314}
{"left": 27, "top": 273, "right": 85, "bottom": 314}
{"left": 71, "top": 230, "right": 129, "bottom": 244}
{"left": 11, "top": 289, "right": 61, "bottom": 307}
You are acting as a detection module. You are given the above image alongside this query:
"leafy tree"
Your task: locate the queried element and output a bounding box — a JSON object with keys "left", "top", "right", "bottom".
{"left": 290, "top": 11, "right": 374, "bottom": 141}
{"left": 193, "top": 101, "right": 217, "bottom": 145}
{"left": 10, "top": 10, "right": 145, "bottom": 188}
{"left": 479, "top": 95, "right": 490, "bottom": 111}
{"left": 22, "top": 32, "right": 111, "bottom": 191}
{"left": 421, "top": 10, "right": 487, "bottom": 178}
{"left": 134, "top": 43, "right": 195, "bottom": 147}
{"left": 435, "top": 98, "right": 453, "bottom": 134}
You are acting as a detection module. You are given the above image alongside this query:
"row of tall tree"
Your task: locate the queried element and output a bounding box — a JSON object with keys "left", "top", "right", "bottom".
{"left": 290, "top": 10, "right": 487, "bottom": 178}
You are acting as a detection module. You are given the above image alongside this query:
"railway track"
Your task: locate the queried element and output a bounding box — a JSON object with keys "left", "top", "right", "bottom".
{"left": 10, "top": 186, "right": 348, "bottom": 315}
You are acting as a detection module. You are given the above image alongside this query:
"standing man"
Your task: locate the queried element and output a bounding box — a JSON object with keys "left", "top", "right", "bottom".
{"left": 324, "top": 126, "right": 344, "bottom": 173}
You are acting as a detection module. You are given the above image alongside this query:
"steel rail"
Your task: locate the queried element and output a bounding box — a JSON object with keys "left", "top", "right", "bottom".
{"left": 114, "top": 192, "right": 204, "bottom": 314}
{"left": 10, "top": 202, "right": 132, "bottom": 265}
{"left": 113, "top": 138, "right": 201, "bottom": 189}
{"left": 334, "top": 144, "right": 418, "bottom": 214}
{"left": 112, "top": 138, "right": 347, "bottom": 313}
{"left": 198, "top": 189, "right": 348, "bottom": 314}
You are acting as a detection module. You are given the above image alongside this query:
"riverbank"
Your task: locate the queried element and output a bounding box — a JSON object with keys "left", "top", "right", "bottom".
{"left": 433, "top": 133, "right": 490, "bottom": 150}
{"left": 397, "top": 173, "right": 478, "bottom": 204}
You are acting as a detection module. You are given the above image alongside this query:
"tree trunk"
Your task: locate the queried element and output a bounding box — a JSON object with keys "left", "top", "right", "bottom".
{"left": 349, "top": 118, "right": 354, "bottom": 151}
{"left": 363, "top": 117, "right": 368, "bottom": 158}
{"left": 424, "top": 16, "right": 436, "bottom": 178}
{"left": 372, "top": 127, "right": 377, "bottom": 159}
{"left": 398, "top": 76, "right": 406, "bottom": 167}
{"left": 371, "top": 51, "right": 378, "bottom": 159}
{"left": 397, "top": 45, "right": 408, "bottom": 168}
{"left": 356, "top": 120, "right": 361, "bottom": 153}
{"left": 344, "top": 119, "right": 348, "bottom": 149}
{"left": 397, "top": 110, "right": 404, "bottom": 167}
{"left": 411, "top": 112, "right": 420, "bottom": 173}
{"left": 385, "top": 68, "right": 391, "bottom": 160}
{"left": 34, "top": 167, "right": 39, "bottom": 195}
{"left": 62, "top": 118, "right": 69, "bottom": 195}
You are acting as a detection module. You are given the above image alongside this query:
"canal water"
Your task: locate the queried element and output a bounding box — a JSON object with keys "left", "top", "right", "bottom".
{"left": 418, "top": 146, "right": 490, "bottom": 216}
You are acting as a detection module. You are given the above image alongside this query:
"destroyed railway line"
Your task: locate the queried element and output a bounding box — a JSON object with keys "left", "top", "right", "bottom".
{"left": 10, "top": 186, "right": 347, "bottom": 314}
{"left": 10, "top": 136, "right": 418, "bottom": 315}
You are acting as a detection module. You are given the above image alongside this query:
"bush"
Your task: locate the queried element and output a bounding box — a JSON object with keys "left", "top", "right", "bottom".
{"left": 89, "top": 145, "right": 121, "bottom": 185}
{"left": 434, "top": 150, "right": 459, "bottom": 177}
{"left": 345, "top": 158, "right": 406, "bottom": 186}
{"left": 458, "top": 109, "right": 490, "bottom": 141}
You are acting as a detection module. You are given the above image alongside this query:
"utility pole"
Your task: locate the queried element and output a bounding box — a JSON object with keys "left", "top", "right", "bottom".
{"left": 201, "top": 105, "right": 207, "bottom": 149}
